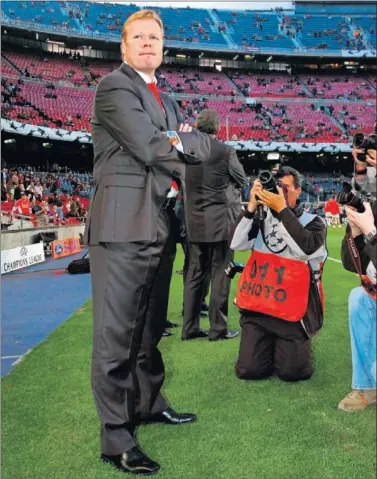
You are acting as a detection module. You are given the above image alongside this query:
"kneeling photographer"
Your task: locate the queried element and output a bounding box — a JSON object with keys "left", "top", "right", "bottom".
{"left": 338, "top": 179, "right": 377, "bottom": 412}
{"left": 230, "top": 166, "right": 327, "bottom": 382}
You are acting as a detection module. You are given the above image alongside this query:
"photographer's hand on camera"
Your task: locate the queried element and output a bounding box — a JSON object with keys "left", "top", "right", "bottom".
{"left": 345, "top": 202, "right": 375, "bottom": 237}
{"left": 351, "top": 146, "right": 377, "bottom": 196}
{"left": 256, "top": 185, "right": 287, "bottom": 214}
{"left": 346, "top": 213, "right": 362, "bottom": 238}
{"left": 352, "top": 148, "right": 368, "bottom": 174}
{"left": 247, "top": 179, "right": 262, "bottom": 213}
{"left": 352, "top": 147, "right": 376, "bottom": 171}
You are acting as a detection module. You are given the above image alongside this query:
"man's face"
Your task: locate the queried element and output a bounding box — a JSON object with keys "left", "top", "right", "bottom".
{"left": 279, "top": 174, "right": 301, "bottom": 209}
{"left": 122, "top": 19, "right": 163, "bottom": 77}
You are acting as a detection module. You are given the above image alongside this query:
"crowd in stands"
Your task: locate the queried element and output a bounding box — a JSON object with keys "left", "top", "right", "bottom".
{"left": 1, "top": 164, "right": 93, "bottom": 228}
{"left": 300, "top": 74, "right": 374, "bottom": 100}
{"left": 1, "top": 50, "right": 376, "bottom": 143}
{"left": 2, "top": 1, "right": 376, "bottom": 52}
{"left": 1, "top": 164, "right": 352, "bottom": 230}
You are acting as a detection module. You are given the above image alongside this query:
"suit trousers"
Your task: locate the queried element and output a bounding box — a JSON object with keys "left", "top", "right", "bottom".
{"left": 182, "top": 241, "right": 233, "bottom": 340}
{"left": 90, "top": 206, "right": 177, "bottom": 455}
{"left": 181, "top": 239, "right": 210, "bottom": 310}
{"left": 235, "top": 314, "right": 313, "bottom": 382}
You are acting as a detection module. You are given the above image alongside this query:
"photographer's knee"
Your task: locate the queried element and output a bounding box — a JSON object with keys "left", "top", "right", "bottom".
{"left": 235, "top": 360, "right": 273, "bottom": 380}
{"left": 277, "top": 368, "right": 313, "bottom": 382}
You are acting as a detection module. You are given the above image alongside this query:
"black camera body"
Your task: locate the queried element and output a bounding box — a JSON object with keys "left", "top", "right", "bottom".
{"left": 225, "top": 261, "right": 245, "bottom": 279}
{"left": 336, "top": 182, "right": 365, "bottom": 213}
{"left": 258, "top": 170, "right": 279, "bottom": 194}
{"left": 353, "top": 132, "right": 377, "bottom": 162}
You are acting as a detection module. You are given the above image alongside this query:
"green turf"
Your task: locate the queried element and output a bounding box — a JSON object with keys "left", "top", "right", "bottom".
{"left": 2, "top": 228, "right": 376, "bottom": 479}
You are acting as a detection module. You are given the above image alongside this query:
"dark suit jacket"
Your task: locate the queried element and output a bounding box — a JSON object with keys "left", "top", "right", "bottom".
{"left": 226, "top": 182, "right": 244, "bottom": 243}
{"left": 184, "top": 137, "right": 246, "bottom": 243}
{"left": 84, "top": 63, "right": 210, "bottom": 244}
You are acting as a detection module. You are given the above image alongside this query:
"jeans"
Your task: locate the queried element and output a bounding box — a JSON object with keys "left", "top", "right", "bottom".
{"left": 349, "top": 287, "right": 376, "bottom": 390}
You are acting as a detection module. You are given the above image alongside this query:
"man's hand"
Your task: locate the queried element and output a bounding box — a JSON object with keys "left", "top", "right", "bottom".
{"left": 257, "top": 186, "right": 287, "bottom": 214}
{"left": 179, "top": 123, "right": 192, "bottom": 133}
{"left": 345, "top": 202, "right": 375, "bottom": 236}
{"left": 247, "top": 179, "right": 262, "bottom": 213}
{"left": 346, "top": 211, "right": 362, "bottom": 238}
{"left": 366, "top": 149, "right": 376, "bottom": 168}
{"left": 352, "top": 147, "right": 368, "bottom": 172}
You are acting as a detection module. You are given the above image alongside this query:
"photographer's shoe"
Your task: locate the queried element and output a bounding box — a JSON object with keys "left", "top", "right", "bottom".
{"left": 338, "top": 389, "right": 376, "bottom": 412}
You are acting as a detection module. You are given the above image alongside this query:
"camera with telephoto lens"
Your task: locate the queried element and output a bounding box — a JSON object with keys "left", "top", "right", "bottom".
{"left": 255, "top": 152, "right": 288, "bottom": 200}
{"left": 336, "top": 182, "right": 365, "bottom": 213}
{"left": 225, "top": 261, "right": 244, "bottom": 279}
{"left": 353, "top": 123, "right": 377, "bottom": 162}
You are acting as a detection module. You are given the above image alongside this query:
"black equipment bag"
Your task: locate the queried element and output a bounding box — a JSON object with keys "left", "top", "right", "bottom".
{"left": 67, "top": 251, "right": 90, "bottom": 275}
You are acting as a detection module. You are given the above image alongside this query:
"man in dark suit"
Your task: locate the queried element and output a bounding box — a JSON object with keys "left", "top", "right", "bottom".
{"left": 182, "top": 109, "right": 246, "bottom": 341}
{"left": 85, "top": 10, "right": 211, "bottom": 475}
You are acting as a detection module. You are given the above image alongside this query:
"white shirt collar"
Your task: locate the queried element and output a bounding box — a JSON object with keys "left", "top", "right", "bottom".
{"left": 123, "top": 61, "right": 157, "bottom": 84}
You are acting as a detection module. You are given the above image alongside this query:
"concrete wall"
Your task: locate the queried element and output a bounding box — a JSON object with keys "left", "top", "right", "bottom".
{"left": 1, "top": 224, "right": 86, "bottom": 250}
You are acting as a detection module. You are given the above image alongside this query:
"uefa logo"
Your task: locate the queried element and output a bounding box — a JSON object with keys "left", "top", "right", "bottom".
{"left": 55, "top": 243, "right": 64, "bottom": 255}
{"left": 20, "top": 247, "right": 28, "bottom": 257}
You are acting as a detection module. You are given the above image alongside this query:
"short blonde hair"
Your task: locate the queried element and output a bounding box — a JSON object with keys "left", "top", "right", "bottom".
{"left": 121, "top": 10, "right": 164, "bottom": 44}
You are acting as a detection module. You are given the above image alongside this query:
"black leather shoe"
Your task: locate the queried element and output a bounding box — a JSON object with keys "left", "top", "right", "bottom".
{"left": 162, "top": 329, "right": 173, "bottom": 337}
{"left": 165, "top": 320, "right": 179, "bottom": 328}
{"left": 101, "top": 446, "right": 160, "bottom": 475}
{"left": 182, "top": 330, "right": 209, "bottom": 340}
{"left": 148, "top": 407, "right": 197, "bottom": 425}
{"left": 209, "top": 330, "right": 240, "bottom": 341}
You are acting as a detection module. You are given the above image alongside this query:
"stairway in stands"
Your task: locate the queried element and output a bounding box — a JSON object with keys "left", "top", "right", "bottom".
{"left": 2, "top": 54, "right": 23, "bottom": 75}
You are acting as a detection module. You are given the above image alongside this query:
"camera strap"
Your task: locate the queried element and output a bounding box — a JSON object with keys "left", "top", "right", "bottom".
{"left": 346, "top": 233, "right": 377, "bottom": 301}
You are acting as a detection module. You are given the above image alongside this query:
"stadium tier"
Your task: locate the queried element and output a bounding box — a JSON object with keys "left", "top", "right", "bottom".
{"left": 1, "top": 1, "right": 376, "bottom": 53}
{"left": 1, "top": 49, "right": 376, "bottom": 142}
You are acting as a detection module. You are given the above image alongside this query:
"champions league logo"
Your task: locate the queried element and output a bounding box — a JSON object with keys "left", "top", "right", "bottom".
{"left": 55, "top": 243, "right": 64, "bottom": 255}
{"left": 265, "top": 224, "right": 287, "bottom": 252}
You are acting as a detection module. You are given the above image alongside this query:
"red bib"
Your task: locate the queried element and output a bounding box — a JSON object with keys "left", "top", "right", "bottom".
{"left": 235, "top": 250, "right": 311, "bottom": 322}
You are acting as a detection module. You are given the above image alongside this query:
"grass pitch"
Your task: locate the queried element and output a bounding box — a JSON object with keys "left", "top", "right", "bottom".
{"left": 2, "top": 229, "right": 376, "bottom": 479}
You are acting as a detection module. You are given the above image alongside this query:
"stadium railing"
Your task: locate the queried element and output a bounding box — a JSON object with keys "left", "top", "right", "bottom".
{"left": 1, "top": 210, "right": 86, "bottom": 230}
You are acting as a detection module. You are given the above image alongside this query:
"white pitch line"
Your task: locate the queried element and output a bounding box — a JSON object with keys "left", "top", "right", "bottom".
{"left": 1, "top": 349, "right": 33, "bottom": 368}
{"left": 328, "top": 257, "right": 342, "bottom": 264}
{"left": 12, "top": 349, "right": 33, "bottom": 366}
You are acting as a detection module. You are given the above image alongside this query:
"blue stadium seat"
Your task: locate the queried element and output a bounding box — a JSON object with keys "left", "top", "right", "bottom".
{"left": 216, "top": 10, "right": 294, "bottom": 49}
{"left": 296, "top": 15, "right": 352, "bottom": 50}
{"left": 0, "top": 2, "right": 375, "bottom": 52}
{"left": 2, "top": 1, "right": 77, "bottom": 29}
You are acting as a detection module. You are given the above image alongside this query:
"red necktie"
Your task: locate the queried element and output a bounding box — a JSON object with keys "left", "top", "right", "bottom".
{"left": 147, "top": 82, "right": 164, "bottom": 111}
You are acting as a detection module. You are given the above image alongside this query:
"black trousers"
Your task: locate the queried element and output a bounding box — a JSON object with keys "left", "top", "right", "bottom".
{"left": 90, "top": 207, "right": 177, "bottom": 455}
{"left": 181, "top": 239, "right": 210, "bottom": 309}
{"left": 236, "top": 314, "right": 313, "bottom": 382}
{"left": 182, "top": 241, "right": 233, "bottom": 340}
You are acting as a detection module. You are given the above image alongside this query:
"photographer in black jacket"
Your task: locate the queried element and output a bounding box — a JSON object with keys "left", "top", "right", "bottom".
{"left": 231, "top": 167, "right": 327, "bottom": 382}
{"left": 338, "top": 198, "right": 377, "bottom": 412}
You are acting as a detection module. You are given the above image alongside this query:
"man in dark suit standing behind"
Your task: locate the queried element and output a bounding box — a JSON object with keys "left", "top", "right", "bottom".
{"left": 182, "top": 110, "right": 246, "bottom": 341}
{"left": 85, "top": 10, "right": 211, "bottom": 475}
